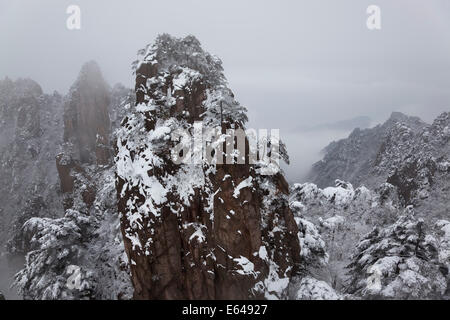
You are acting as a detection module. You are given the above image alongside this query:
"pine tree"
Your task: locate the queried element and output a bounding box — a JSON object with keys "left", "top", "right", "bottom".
{"left": 346, "top": 207, "right": 447, "bottom": 299}
{"left": 14, "top": 209, "right": 96, "bottom": 300}
{"left": 289, "top": 201, "right": 340, "bottom": 300}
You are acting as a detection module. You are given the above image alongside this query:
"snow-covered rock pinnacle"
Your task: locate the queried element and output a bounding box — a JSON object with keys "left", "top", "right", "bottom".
{"left": 116, "top": 34, "right": 301, "bottom": 300}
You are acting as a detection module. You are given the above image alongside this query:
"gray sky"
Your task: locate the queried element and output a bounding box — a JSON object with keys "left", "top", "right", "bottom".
{"left": 1, "top": 0, "right": 450, "bottom": 181}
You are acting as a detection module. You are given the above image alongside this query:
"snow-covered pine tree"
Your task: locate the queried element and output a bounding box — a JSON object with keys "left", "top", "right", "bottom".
{"left": 7, "top": 196, "right": 48, "bottom": 254}
{"left": 14, "top": 209, "right": 96, "bottom": 300}
{"left": 288, "top": 200, "right": 340, "bottom": 300}
{"left": 346, "top": 206, "right": 447, "bottom": 299}
{"left": 13, "top": 165, "right": 133, "bottom": 300}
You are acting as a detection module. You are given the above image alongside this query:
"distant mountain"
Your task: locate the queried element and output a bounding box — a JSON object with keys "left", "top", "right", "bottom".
{"left": 307, "top": 110, "right": 450, "bottom": 218}
{"left": 308, "top": 112, "right": 424, "bottom": 187}
{"left": 292, "top": 109, "right": 450, "bottom": 299}
{"left": 295, "top": 116, "right": 371, "bottom": 133}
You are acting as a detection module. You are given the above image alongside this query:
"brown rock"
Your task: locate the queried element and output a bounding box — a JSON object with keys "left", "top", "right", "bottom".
{"left": 64, "top": 61, "right": 111, "bottom": 164}
{"left": 55, "top": 153, "right": 75, "bottom": 193}
{"left": 117, "top": 35, "right": 301, "bottom": 300}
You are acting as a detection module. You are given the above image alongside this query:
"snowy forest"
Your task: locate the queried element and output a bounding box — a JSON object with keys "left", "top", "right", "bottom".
{"left": 0, "top": 33, "right": 449, "bottom": 300}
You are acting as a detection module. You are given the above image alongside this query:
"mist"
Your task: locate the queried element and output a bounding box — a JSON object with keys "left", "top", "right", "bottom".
{"left": 0, "top": 253, "right": 23, "bottom": 299}
{"left": 1, "top": 0, "right": 450, "bottom": 179}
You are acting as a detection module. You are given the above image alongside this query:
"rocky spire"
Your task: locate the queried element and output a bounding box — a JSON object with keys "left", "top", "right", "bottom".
{"left": 63, "top": 61, "right": 111, "bottom": 165}
{"left": 116, "top": 34, "right": 301, "bottom": 300}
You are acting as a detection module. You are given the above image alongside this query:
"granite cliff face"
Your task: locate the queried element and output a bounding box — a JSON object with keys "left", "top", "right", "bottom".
{"left": 63, "top": 61, "right": 111, "bottom": 165}
{"left": 116, "top": 34, "right": 301, "bottom": 300}
{"left": 55, "top": 63, "right": 134, "bottom": 210}
{"left": 0, "top": 78, "right": 64, "bottom": 247}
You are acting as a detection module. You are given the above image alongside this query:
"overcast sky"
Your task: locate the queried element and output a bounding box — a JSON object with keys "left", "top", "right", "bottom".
{"left": 1, "top": 0, "right": 450, "bottom": 181}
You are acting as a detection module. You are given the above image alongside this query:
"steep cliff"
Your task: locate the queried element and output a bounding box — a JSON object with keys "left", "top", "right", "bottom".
{"left": 0, "top": 78, "right": 64, "bottom": 247}
{"left": 116, "top": 34, "right": 301, "bottom": 300}
{"left": 63, "top": 61, "right": 111, "bottom": 165}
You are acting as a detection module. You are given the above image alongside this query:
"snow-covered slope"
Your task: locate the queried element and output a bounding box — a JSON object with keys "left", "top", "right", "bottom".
{"left": 293, "top": 111, "right": 450, "bottom": 299}
{"left": 308, "top": 111, "right": 450, "bottom": 217}
{"left": 290, "top": 179, "right": 450, "bottom": 299}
